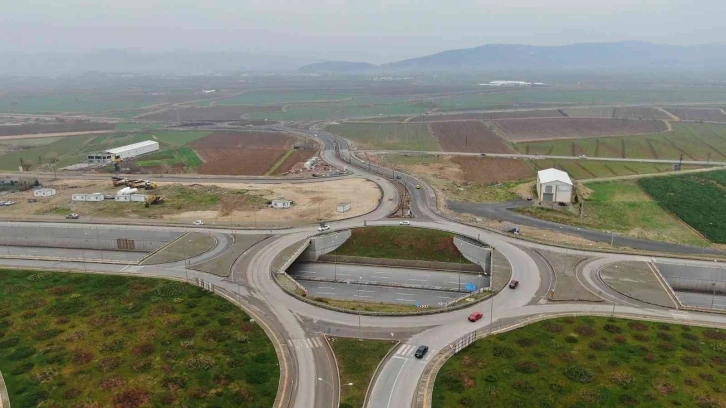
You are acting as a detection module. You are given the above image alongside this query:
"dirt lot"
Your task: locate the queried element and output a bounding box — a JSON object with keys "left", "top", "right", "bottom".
{"left": 490, "top": 118, "right": 668, "bottom": 142}
{"left": 450, "top": 157, "right": 535, "bottom": 184}
{"left": 563, "top": 107, "right": 671, "bottom": 120}
{"left": 663, "top": 107, "right": 726, "bottom": 122}
{"left": 272, "top": 150, "right": 316, "bottom": 175}
{"left": 411, "top": 109, "right": 565, "bottom": 122}
{"left": 2, "top": 178, "right": 380, "bottom": 224}
{"left": 429, "top": 121, "right": 515, "bottom": 152}
{"left": 190, "top": 130, "right": 297, "bottom": 175}
{"left": 0, "top": 122, "right": 115, "bottom": 136}
{"left": 137, "top": 105, "right": 283, "bottom": 121}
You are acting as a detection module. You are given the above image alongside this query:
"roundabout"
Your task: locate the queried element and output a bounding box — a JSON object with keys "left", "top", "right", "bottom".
{"left": 0, "top": 126, "right": 725, "bottom": 408}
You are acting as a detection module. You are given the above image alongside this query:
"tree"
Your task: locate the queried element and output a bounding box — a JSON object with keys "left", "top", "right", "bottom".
{"left": 34, "top": 179, "right": 40, "bottom": 187}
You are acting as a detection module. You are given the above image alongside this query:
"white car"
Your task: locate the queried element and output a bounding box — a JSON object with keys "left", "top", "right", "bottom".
{"left": 399, "top": 220, "right": 411, "bottom": 226}
{"left": 318, "top": 225, "right": 330, "bottom": 232}
{"left": 193, "top": 220, "right": 204, "bottom": 225}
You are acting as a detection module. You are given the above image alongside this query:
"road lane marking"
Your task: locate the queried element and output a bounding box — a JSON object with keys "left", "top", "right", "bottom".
{"left": 317, "top": 292, "right": 335, "bottom": 295}
{"left": 318, "top": 286, "right": 335, "bottom": 289}
{"left": 288, "top": 337, "right": 323, "bottom": 350}
{"left": 386, "top": 358, "right": 408, "bottom": 408}
{"left": 396, "top": 293, "right": 414, "bottom": 296}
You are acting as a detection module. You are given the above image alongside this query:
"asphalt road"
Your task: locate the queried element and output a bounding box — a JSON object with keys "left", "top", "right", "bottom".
{"left": 301, "top": 280, "right": 464, "bottom": 305}
{"left": 287, "top": 262, "right": 490, "bottom": 292}
{"left": 675, "top": 291, "right": 726, "bottom": 310}
{"left": 447, "top": 199, "right": 725, "bottom": 256}
{"left": 0, "top": 246, "right": 144, "bottom": 262}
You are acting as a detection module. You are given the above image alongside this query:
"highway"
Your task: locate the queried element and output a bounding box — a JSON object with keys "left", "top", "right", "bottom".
{"left": 0, "top": 122, "right": 725, "bottom": 408}
{"left": 287, "top": 262, "right": 490, "bottom": 292}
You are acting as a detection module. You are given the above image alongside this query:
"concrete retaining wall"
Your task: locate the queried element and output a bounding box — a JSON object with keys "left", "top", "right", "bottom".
{"left": 454, "top": 236, "right": 492, "bottom": 273}
{"left": 299, "top": 229, "right": 351, "bottom": 261}
{"left": 657, "top": 262, "right": 726, "bottom": 293}
{"left": 0, "top": 225, "right": 180, "bottom": 252}
{"left": 315, "top": 255, "right": 482, "bottom": 273}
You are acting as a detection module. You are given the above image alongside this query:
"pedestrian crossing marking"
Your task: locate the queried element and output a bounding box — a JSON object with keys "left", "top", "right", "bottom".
{"left": 287, "top": 337, "right": 323, "bottom": 350}
{"left": 395, "top": 343, "right": 435, "bottom": 357}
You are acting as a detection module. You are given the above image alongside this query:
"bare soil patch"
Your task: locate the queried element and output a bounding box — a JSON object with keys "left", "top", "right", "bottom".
{"left": 451, "top": 157, "right": 535, "bottom": 184}
{"left": 430, "top": 121, "right": 515, "bottom": 152}
{"left": 491, "top": 118, "right": 668, "bottom": 142}
{"left": 663, "top": 107, "right": 726, "bottom": 122}
{"left": 411, "top": 110, "right": 564, "bottom": 122}
{"left": 271, "top": 150, "right": 316, "bottom": 175}
{"left": 190, "top": 130, "right": 296, "bottom": 175}
{"left": 138, "top": 105, "right": 282, "bottom": 121}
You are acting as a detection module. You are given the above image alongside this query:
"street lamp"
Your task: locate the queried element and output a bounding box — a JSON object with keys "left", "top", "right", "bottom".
{"left": 712, "top": 282, "right": 717, "bottom": 309}
{"left": 358, "top": 276, "right": 363, "bottom": 339}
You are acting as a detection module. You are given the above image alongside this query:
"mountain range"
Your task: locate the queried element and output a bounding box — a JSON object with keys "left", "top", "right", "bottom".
{"left": 300, "top": 41, "right": 726, "bottom": 73}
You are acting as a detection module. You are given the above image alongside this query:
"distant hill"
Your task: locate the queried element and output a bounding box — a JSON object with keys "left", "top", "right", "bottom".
{"left": 298, "top": 61, "right": 376, "bottom": 73}
{"left": 300, "top": 42, "right": 726, "bottom": 73}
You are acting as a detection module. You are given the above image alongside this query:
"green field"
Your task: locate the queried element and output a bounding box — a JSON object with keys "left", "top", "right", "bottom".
{"left": 517, "top": 180, "right": 705, "bottom": 246}
{"left": 214, "top": 91, "right": 355, "bottom": 105}
{"left": 136, "top": 146, "right": 203, "bottom": 168}
{"left": 0, "top": 91, "right": 202, "bottom": 114}
{"left": 517, "top": 122, "right": 726, "bottom": 161}
{"left": 327, "top": 123, "right": 440, "bottom": 150}
{"left": 329, "top": 227, "right": 471, "bottom": 263}
{"left": 330, "top": 337, "right": 396, "bottom": 408}
{"left": 0, "top": 269, "right": 278, "bottom": 407}
{"left": 114, "top": 122, "right": 166, "bottom": 131}
{"left": 530, "top": 159, "right": 701, "bottom": 180}
{"left": 639, "top": 170, "right": 726, "bottom": 243}
{"left": 434, "top": 316, "right": 726, "bottom": 408}
{"left": 247, "top": 100, "right": 430, "bottom": 121}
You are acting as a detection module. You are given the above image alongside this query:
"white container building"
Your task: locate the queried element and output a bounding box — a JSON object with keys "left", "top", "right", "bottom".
{"left": 336, "top": 202, "right": 352, "bottom": 213}
{"left": 115, "top": 195, "right": 131, "bottom": 202}
{"left": 130, "top": 194, "right": 147, "bottom": 202}
{"left": 72, "top": 193, "right": 105, "bottom": 202}
{"left": 33, "top": 188, "right": 56, "bottom": 197}
{"left": 271, "top": 199, "right": 292, "bottom": 209}
{"left": 536, "top": 168, "right": 573, "bottom": 203}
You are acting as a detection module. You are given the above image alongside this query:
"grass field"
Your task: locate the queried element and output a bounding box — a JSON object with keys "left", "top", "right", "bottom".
{"left": 433, "top": 316, "right": 726, "bottom": 408}
{"left": 249, "top": 100, "right": 431, "bottom": 121}
{"left": 0, "top": 91, "right": 202, "bottom": 114}
{"left": 0, "top": 269, "right": 278, "bottom": 407}
{"left": 639, "top": 170, "right": 726, "bottom": 243}
{"left": 329, "top": 227, "right": 471, "bottom": 263}
{"left": 136, "top": 147, "right": 203, "bottom": 168}
{"left": 311, "top": 298, "right": 423, "bottom": 313}
{"left": 517, "top": 180, "right": 705, "bottom": 246}
{"left": 327, "top": 123, "right": 439, "bottom": 150}
{"left": 517, "top": 122, "right": 726, "bottom": 161}
{"left": 530, "top": 159, "right": 700, "bottom": 180}
{"left": 329, "top": 337, "right": 397, "bottom": 408}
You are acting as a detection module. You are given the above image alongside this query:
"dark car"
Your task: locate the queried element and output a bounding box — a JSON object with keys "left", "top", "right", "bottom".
{"left": 414, "top": 345, "right": 429, "bottom": 359}
{"left": 468, "top": 312, "right": 483, "bottom": 322}
{"left": 509, "top": 280, "right": 519, "bottom": 289}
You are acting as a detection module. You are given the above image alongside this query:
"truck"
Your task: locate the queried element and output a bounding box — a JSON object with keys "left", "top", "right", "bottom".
{"left": 144, "top": 194, "right": 165, "bottom": 207}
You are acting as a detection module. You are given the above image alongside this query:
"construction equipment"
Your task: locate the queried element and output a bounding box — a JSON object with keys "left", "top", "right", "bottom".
{"left": 144, "top": 194, "right": 164, "bottom": 207}
{"left": 127, "top": 179, "right": 147, "bottom": 188}
{"left": 144, "top": 181, "right": 157, "bottom": 190}
{"left": 112, "top": 178, "right": 128, "bottom": 187}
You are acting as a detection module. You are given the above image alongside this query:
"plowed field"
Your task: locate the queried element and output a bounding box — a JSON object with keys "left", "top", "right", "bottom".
{"left": 191, "top": 131, "right": 295, "bottom": 175}
{"left": 564, "top": 106, "right": 671, "bottom": 120}
{"left": 411, "top": 109, "right": 565, "bottom": 122}
{"left": 663, "top": 107, "right": 726, "bottom": 122}
{"left": 271, "top": 150, "right": 316, "bottom": 175}
{"left": 451, "top": 157, "right": 535, "bottom": 184}
{"left": 139, "top": 105, "right": 283, "bottom": 121}
{"left": 430, "top": 121, "right": 514, "bottom": 152}
{"left": 491, "top": 118, "right": 668, "bottom": 142}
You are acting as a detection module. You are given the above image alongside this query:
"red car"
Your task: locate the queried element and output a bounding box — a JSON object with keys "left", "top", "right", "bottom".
{"left": 509, "top": 280, "right": 519, "bottom": 289}
{"left": 468, "top": 312, "right": 483, "bottom": 322}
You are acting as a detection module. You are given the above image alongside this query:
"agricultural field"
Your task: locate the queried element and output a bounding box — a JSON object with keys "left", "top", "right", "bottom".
{"left": 451, "top": 157, "right": 535, "bottom": 184}
{"left": 517, "top": 122, "right": 726, "bottom": 161}
{"left": 330, "top": 226, "right": 471, "bottom": 263}
{"left": 326, "top": 123, "right": 439, "bottom": 151}
{"left": 563, "top": 106, "right": 672, "bottom": 120}
{"left": 491, "top": 118, "right": 668, "bottom": 142}
{"left": 517, "top": 180, "right": 705, "bottom": 245}
{"left": 430, "top": 121, "right": 515, "bottom": 152}
{"left": 663, "top": 107, "right": 726, "bottom": 122}
{"left": 410, "top": 109, "right": 566, "bottom": 122}
{"left": 190, "top": 131, "right": 297, "bottom": 175}
{"left": 248, "top": 100, "right": 432, "bottom": 121}
{"left": 433, "top": 316, "right": 726, "bottom": 408}
{"left": 0, "top": 122, "right": 115, "bottom": 136}
{"left": 137, "top": 105, "right": 283, "bottom": 122}
{"left": 270, "top": 150, "right": 316, "bottom": 175}
{"left": 530, "top": 159, "right": 701, "bottom": 180}
{"left": 638, "top": 170, "right": 726, "bottom": 243}
{"left": 135, "top": 147, "right": 203, "bottom": 172}
{"left": 0, "top": 269, "right": 278, "bottom": 407}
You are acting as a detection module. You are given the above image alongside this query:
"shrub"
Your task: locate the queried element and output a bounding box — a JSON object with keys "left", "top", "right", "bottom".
{"left": 186, "top": 355, "right": 215, "bottom": 371}
{"left": 15, "top": 391, "right": 48, "bottom": 407}
{"left": 512, "top": 379, "right": 535, "bottom": 392}
{"left": 492, "top": 345, "right": 515, "bottom": 358}
{"left": 33, "top": 328, "right": 64, "bottom": 341}
{"left": 657, "top": 324, "right": 671, "bottom": 331}
{"left": 614, "top": 335, "right": 627, "bottom": 344}
{"left": 515, "top": 337, "right": 535, "bottom": 347}
{"left": 132, "top": 360, "right": 151, "bottom": 372}
{"left": 699, "top": 373, "right": 714, "bottom": 382}
{"left": 174, "top": 327, "right": 195, "bottom": 339}
{"left": 683, "top": 342, "right": 701, "bottom": 353}
{"left": 619, "top": 394, "right": 639, "bottom": 406}
{"left": 657, "top": 331, "right": 673, "bottom": 341}
{"left": 681, "top": 332, "right": 699, "bottom": 341}
{"left": 703, "top": 330, "right": 726, "bottom": 340}
{"left": 653, "top": 380, "right": 676, "bottom": 394}
{"left": 658, "top": 342, "right": 676, "bottom": 351}
{"left": 545, "top": 323, "right": 562, "bottom": 333}
{"left": 515, "top": 361, "right": 539, "bottom": 374}
{"left": 8, "top": 345, "right": 36, "bottom": 360}
{"left": 681, "top": 356, "right": 704, "bottom": 366}
{"left": 100, "top": 339, "right": 125, "bottom": 353}
{"left": 548, "top": 381, "right": 565, "bottom": 393}
{"left": 589, "top": 341, "right": 609, "bottom": 351}
{"left": 459, "top": 396, "right": 476, "bottom": 407}
{"left": 565, "top": 335, "right": 579, "bottom": 343}
{"left": 64, "top": 388, "right": 81, "bottom": 400}
{"left": 696, "top": 395, "right": 721, "bottom": 408}
{"left": 484, "top": 374, "right": 497, "bottom": 383}
{"left": 628, "top": 321, "right": 648, "bottom": 331}
{"left": 609, "top": 370, "right": 634, "bottom": 387}
{"left": 162, "top": 376, "right": 187, "bottom": 391}
{"left": 98, "top": 357, "right": 122, "bottom": 372}
{"left": 685, "top": 378, "right": 698, "bottom": 387}
{"left": 575, "top": 326, "right": 596, "bottom": 337}
{"left": 152, "top": 282, "right": 188, "bottom": 297}
{"left": 133, "top": 343, "right": 155, "bottom": 356}
{"left": 113, "top": 388, "right": 151, "bottom": 408}
{"left": 564, "top": 366, "right": 595, "bottom": 383}
{"left": 604, "top": 324, "right": 622, "bottom": 333}
{"left": 0, "top": 337, "right": 20, "bottom": 349}
{"left": 632, "top": 333, "right": 649, "bottom": 342}
{"left": 10, "top": 361, "right": 34, "bottom": 375}
{"left": 33, "top": 367, "right": 58, "bottom": 383}
{"left": 72, "top": 351, "right": 94, "bottom": 365}
{"left": 99, "top": 376, "right": 126, "bottom": 391}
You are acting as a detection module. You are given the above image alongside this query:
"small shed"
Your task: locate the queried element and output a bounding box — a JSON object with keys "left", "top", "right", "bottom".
{"left": 271, "top": 199, "right": 292, "bottom": 209}
{"left": 337, "top": 202, "right": 352, "bottom": 213}
{"left": 536, "top": 168, "right": 573, "bottom": 203}
{"left": 33, "top": 188, "right": 56, "bottom": 197}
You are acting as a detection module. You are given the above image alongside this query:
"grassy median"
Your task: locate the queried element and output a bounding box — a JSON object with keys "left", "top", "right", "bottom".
{"left": 0, "top": 269, "right": 278, "bottom": 407}
{"left": 329, "top": 337, "right": 397, "bottom": 408}
{"left": 433, "top": 316, "right": 726, "bottom": 408}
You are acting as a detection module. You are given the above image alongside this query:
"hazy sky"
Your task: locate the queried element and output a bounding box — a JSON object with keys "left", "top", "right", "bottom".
{"left": 2, "top": 0, "right": 724, "bottom": 63}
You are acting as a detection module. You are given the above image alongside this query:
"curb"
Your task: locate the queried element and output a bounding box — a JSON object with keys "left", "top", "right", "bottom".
{"left": 0, "top": 368, "right": 9, "bottom": 408}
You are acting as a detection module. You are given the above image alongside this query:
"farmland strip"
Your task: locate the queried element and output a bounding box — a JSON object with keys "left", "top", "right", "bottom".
{"left": 662, "top": 136, "right": 695, "bottom": 161}
{"left": 623, "top": 165, "right": 639, "bottom": 175}
{"left": 603, "top": 164, "right": 618, "bottom": 176}
{"left": 594, "top": 139, "right": 600, "bottom": 157}
{"left": 645, "top": 139, "right": 659, "bottom": 159}
{"left": 620, "top": 139, "right": 626, "bottom": 158}
{"left": 574, "top": 162, "right": 597, "bottom": 178}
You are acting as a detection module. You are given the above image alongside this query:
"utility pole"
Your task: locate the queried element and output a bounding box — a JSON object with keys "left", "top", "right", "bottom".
{"left": 358, "top": 276, "right": 363, "bottom": 339}
{"left": 712, "top": 282, "right": 717, "bottom": 309}
{"left": 679, "top": 153, "right": 683, "bottom": 169}
{"left": 610, "top": 231, "right": 614, "bottom": 247}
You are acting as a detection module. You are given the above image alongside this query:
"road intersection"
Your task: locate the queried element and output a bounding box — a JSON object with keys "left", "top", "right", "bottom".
{"left": 1, "top": 124, "right": 725, "bottom": 408}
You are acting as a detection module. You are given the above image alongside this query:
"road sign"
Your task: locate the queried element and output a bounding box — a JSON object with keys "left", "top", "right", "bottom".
{"left": 465, "top": 283, "right": 477, "bottom": 292}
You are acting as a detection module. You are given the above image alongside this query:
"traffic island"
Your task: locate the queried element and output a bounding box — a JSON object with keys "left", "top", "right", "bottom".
{"left": 599, "top": 261, "right": 679, "bottom": 308}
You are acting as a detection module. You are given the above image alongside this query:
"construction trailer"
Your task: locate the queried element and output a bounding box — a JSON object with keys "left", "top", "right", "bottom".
{"left": 71, "top": 193, "right": 105, "bottom": 202}
{"left": 33, "top": 188, "right": 56, "bottom": 197}
{"left": 271, "top": 199, "right": 292, "bottom": 209}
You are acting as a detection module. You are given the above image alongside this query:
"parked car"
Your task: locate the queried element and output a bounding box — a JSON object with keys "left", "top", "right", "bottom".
{"left": 318, "top": 224, "right": 330, "bottom": 232}
{"left": 414, "top": 345, "right": 429, "bottom": 359}
{"left": 66, "top": 213, "right": 79, "bottom": 219}
{"left": 509, "top": 280, "right": 519, "bottom": 289}
{"left": 399, "top": 220, "right": 410, "bottom": 226}
{"left": 468, "top": 312, "right": 483, "bottom": 322}
{"left": 579, "top": 155, "right": 588, "bottom": 159}
{"left": 193, "top": 220, "right": 204, "bottom": 225}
